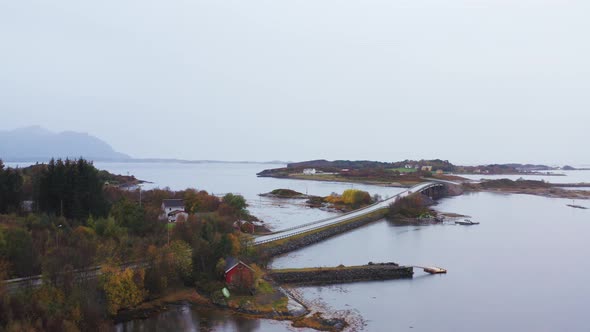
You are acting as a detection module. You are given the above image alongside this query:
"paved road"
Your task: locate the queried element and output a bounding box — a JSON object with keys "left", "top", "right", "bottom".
{"left": 2, "top": 261, "right": 149, "bottom": 293}
{"left": 253, "top": 181, "right": 445, "bottom": 245}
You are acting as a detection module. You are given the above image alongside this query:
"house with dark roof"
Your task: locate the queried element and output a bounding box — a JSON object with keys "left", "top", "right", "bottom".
{"left": 161, "top": 199, "right": 187, "bottom": 222}
{"left": 224, "top": 257, "right": 255, "bottom": 290}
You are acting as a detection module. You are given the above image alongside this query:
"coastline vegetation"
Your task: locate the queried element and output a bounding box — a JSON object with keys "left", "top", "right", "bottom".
{"left": 259, "top": 189, "right": 307, "bottom": 199}
{"left": 387, "top": 194, "right": 436, "bottom": 220}
{"left": 323, "top": 189, "right": 372, "bottom": 210}
{"left": 0, "top": 158, "right": 257, "bottom": 331}
{"left": 463, "top": 178, "right": 590, "bottom": 200}
{"left": 256, "top": 159, "right": 576, "bottom": 187}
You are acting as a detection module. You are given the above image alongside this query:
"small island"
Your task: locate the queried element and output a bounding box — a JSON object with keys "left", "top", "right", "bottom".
{"left": 261, "top": 188, "right": 376, "bottom": 212}
{"left": 463, "top": 179, "right": 590, "bottom": 200}
{"left": 259, "top": 188, "right": 310, "bottom": 199}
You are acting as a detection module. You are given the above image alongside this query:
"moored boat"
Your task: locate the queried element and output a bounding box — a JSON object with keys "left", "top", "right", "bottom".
{"left": 455, "top": 219, "right": 479, "bottom": 225}
{"left": 423, "top": 267, "right": 447, "bottom": 274}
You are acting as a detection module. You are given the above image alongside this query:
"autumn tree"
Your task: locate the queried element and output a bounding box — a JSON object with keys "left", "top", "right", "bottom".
{"left": 144, "top": 245, "right": 172, "bottom": 296}
{"left": 3, "top": 227, "right": 39, "bottom": 277}
{"left": 183, "top": 189, "right": 220, "bottom": 213}
{"left": 221, "top": 193, "right": 248, "bottom": 218}
{"left": 100, "top": 266, "right": 147, "bottom": 315}
{"left": 169, "top": 240, "right": 193, "bottom": 283}
{"left": 341, "top": 189, "right": 371, "bottom": 208}
{"left": 387, "top": 194, "right": 431, "bottom": 218}
{"left": 110, "top": 198, "right": 145, "bottom": 232}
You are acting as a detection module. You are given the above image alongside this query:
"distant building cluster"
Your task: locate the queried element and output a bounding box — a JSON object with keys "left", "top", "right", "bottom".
{"left": 303, "top": 168, "right": 316, "bottom": 175}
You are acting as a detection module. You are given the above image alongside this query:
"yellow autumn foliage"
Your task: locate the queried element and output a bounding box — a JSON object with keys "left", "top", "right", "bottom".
{"left": 341, "top": 189, "right": 371, "bottom": 207}
{"left": 101, "top": 266, "right": 147, "bottom": 315}
{"left": 324, "top": 194, "right": 342, "bottom": 204}
{"left": 227, "top": 233, "right": 241, "bottom": 256}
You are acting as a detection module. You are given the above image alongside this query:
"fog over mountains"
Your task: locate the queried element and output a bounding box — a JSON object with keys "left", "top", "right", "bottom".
{"left": 0, "top": 126, "right": 131, "bottom": 161}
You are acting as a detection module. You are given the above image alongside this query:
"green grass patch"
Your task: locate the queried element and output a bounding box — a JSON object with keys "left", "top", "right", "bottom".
{"left": 256, "top": 280, "right": 274, "bottom": 294}
{"left": 271, "top": 297, "right": 288, "bottom": 311}
{"left": 388, "top": 167, "right": 417, "bottom": 173}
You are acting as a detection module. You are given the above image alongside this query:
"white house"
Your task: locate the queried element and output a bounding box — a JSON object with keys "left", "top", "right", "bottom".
{"left": 161, "top": 199, "right": 188, "bottom": 222}
{"left": 303, "top": 168, "right": 316, "bottom": 175}
{"left": 21, "top": 200, "right": 33, "bottom": 213}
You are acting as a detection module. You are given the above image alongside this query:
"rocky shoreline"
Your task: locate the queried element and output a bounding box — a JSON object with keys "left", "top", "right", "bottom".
{"left": 269, "top": 263, "right": 413, "bottom": 285}
{"left": 475, "top": 187, "right": 590, "bottom": 200}
{"left": 259, "top": 188, "right": 312, "bottom": 199}
{"left": 259, "top": 173, "right": 419, "bottom": 187}
{"left": 259, "top": 209, "right": 388, "bottom": 258}
{"left": 113, "top": 285, "right": 347, "bottom": 331}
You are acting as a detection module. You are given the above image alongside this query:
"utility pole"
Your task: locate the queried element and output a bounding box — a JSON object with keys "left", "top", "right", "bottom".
{"left": 56, "top": 224, "right": 62, "bottom": 248}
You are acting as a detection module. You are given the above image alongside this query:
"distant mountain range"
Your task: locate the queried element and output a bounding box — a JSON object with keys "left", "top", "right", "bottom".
{"left": 0, "top": 126, "right": 289, "bottom": 164}
{"left": 0, "top": 126, "right": 131, "bottom": 162}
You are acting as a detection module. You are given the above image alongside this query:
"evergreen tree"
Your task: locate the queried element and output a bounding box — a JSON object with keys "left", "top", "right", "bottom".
{"left": 0, "top": 160, "right": 24, "bottom": 213}
{"left": 33, "top": 158, "right": 108, "bottom": 221}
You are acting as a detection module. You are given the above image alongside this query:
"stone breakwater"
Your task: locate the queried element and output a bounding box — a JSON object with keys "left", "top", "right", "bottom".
{"left": 269, "top": 263, "right": 413, "bottom": 285}
{"left": 259, "top": 210, "right": 388, "bottom": 258}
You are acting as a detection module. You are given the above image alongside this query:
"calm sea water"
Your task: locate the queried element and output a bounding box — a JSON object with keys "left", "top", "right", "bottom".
{"left": 92, "top": 162, "right": 405, "bottom": 232}
{"left": 456, "top": 169, "right": 590, "bottom": 184}
{"left": 272, "top": 192, "right": 590, "bottom": 331}
{"left": 6, "top": 162, "right": 590, "bottom": 331}
{"left": 115, "top": 305, "right": 309, "bottom": 332}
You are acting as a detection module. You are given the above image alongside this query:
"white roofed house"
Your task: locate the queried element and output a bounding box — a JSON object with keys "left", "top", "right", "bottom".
{"left": 161, "top": 199, "right": 188, "bottom": 222}
{"left": 303, "top": 168, "right": 316, "bottom": 175}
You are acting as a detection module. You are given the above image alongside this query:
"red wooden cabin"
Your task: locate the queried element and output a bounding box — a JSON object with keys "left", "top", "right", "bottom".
{"left": 224, "top": 257, "right": 255, "bottom": 289}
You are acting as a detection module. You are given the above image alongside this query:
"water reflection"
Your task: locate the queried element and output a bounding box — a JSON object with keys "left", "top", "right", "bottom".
{"left": 116, "top": 305, "right": 293, "bottom": 332}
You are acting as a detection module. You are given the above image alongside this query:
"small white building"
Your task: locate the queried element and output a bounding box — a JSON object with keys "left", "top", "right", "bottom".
{"left": 303, "top": 168, "right": 317, "bottom": 175}
{"left": 161, "top": 199, "right": 187, "bottom": 222}
{"left": 21, "top": 200, "right": 33, "bottom": 213}
{"left": 421, "top": 165, "right": 433, "bottom": 172}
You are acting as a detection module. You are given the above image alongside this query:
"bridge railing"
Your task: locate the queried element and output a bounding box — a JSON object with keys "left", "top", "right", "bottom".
{"left": 254, "top": 182, "right": 445, "bottom": 245}
{"left": 259, "top": 191, "right": 398, "bottom": 236}
{"left": 254, "top": 205, "right": 391, "bottom": 245}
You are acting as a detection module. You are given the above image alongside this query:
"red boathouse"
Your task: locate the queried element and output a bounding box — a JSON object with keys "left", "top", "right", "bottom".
{"left": 224, "top": 257, "right": 255, "bottom": 289}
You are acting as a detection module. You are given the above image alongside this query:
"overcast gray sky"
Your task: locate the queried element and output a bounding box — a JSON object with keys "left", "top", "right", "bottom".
{"left": 1, "top": 0, "right": 589, "bottom": 165}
